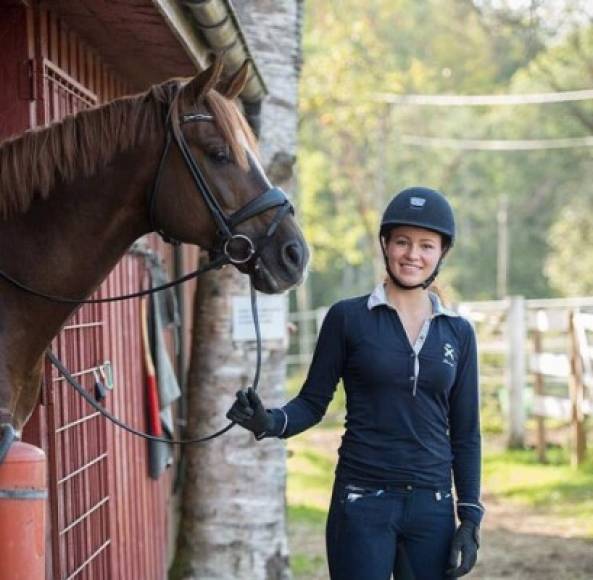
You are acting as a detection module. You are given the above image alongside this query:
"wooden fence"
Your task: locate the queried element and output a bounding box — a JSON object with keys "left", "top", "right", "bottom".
{"left": 459, "top": 297, "right": 593, "bottom": 466}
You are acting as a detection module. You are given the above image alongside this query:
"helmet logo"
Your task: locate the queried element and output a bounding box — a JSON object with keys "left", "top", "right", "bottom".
{"left": 410, "top": 197, "right": 426, "bottom": 208}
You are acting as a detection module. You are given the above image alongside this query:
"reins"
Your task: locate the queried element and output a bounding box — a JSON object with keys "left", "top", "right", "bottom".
{"left": 0, "top": 254, "right": 228, "bottom": 304}
{"left": 1, "top": 83, "right": 294, "bottom": 445}
{"left": 47, "top": 281, "right": 262, "bottom": 444}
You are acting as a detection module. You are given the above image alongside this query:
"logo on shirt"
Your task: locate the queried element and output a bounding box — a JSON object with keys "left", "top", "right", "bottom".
{"left": 443, "top": 343, "right": 456, "bottom": 367}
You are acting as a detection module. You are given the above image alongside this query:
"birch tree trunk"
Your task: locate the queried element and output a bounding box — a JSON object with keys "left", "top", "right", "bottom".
{"left": 171, "top": 2, "right": 303, "bottom": 578}
{"left": 170, "top": 263, "right": 290, "bottom": 580}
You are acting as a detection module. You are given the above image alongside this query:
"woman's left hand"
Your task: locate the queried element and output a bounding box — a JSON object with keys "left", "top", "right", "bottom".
{"left": 446, "top": 520, "right": 479, "bottom": 577}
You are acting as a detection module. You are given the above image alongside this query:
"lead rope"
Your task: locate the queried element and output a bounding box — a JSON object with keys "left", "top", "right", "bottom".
{"left": 46, "top": 279, "right": 262, "bottom": 444}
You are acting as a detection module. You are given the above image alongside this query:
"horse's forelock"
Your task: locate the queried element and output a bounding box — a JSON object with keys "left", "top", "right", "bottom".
{"left": 204, "top": 91, "right": 259, "bottom": 171}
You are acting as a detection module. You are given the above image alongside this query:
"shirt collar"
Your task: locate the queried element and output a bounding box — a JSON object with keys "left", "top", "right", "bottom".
{"left": 366, "top": 283, "right": 459, "bottom": 318}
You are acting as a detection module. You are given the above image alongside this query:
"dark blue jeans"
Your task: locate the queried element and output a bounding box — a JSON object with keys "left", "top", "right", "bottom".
{"left": 326, "top": 479, "right": 456, "bottom": 580}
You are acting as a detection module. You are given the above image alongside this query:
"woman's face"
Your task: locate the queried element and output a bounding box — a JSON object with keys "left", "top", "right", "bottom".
{"left": 384, "top": 225, "right": 443, "bottom": 286}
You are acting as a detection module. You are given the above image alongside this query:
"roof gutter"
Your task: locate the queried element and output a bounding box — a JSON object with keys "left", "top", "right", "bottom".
{"left": 154, "top": 0, "right": 267, "bottom": 135}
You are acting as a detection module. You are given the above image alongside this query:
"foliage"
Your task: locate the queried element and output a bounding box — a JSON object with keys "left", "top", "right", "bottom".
{"left": 545, "top": 194, "right": 593, "bottom": 294}
{"left": 299, "top": 0, "right": 593, "bottom": 306}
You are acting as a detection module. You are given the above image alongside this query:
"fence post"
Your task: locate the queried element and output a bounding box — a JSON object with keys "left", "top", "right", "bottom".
{"left": 507, "top": 296, "right": 526, "bottom": 449}
{"left": 296, "top": 283, "right": 312, "bottom": 373}
{"left": 569, "top": 310, "right": 587, "bottom": 467}
{"left": 532, "top": 318, "right": 547, "bottom": 463}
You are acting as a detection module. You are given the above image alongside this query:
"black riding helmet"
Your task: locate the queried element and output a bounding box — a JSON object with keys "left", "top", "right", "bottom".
{"left": 379, "top": 187, "right": 455, "bottom": 290}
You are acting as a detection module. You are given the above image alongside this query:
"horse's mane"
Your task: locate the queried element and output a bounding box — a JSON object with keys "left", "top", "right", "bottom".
{"left": 0, "top": 80, "right": 257, "bottom": 219}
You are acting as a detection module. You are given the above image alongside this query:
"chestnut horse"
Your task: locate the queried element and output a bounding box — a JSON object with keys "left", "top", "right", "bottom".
{"left": 0, "top": 58, "right": 308, "bottom": 461}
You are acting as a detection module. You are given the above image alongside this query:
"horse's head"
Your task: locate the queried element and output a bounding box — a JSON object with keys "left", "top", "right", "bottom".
{"left": 150, "top": 58, "right": 309, "bottom": 294}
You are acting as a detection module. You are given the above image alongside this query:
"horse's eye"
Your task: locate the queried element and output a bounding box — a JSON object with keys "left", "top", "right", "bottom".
{"left": 208, "top": 149, "right": 231, "bottom": 164}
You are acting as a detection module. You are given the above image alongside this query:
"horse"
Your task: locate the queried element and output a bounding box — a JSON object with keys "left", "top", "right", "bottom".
{"left": 0, "top": 57, "right": 309, "bottom": 462}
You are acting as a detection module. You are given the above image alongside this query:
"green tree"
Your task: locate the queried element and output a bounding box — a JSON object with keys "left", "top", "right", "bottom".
{"left": 299, "top": 0, "right": 593, "bottom": 306}
{"left": 545, "top": 195, "right": 593, "bottom": 295}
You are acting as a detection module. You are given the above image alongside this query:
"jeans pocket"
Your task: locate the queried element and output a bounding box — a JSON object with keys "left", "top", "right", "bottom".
{"left": 343, "top": 483, "right": 385, "bottom": 504}
{"left": 433, "top": 490, "right": 454, "bottom": 515}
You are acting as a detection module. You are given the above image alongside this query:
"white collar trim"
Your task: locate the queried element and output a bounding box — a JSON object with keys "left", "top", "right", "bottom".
{"left": 366, "top": 283, "right": 458, "bottom": 318}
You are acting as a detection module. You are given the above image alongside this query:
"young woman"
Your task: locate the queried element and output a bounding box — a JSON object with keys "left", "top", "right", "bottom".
{"left": 227, "top": 187, "right": 484, "bottom": 580}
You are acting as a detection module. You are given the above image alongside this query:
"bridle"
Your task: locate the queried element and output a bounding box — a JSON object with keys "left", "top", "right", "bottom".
{"left": 0, "top": 88, "right": 298, "bottom": 446}
{"left": 148, "top": 104, "right": 294, "bottom": 268}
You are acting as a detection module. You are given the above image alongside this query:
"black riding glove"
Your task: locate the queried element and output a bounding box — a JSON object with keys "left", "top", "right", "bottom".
{"left": 226, "top": 387, "right": 274, "bottom": 439}
{"left": 446, "top": 520, "right": 480, "bottom": 577}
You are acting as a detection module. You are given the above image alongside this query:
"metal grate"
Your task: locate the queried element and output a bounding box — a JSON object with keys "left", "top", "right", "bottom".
{"left": 47, "top": 309, "right": 112, "bottom": 579}
{"left": 42, "top": 58, "right": 97, "bottom": 122}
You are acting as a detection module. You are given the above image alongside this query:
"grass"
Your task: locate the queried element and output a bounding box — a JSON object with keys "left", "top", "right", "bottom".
{"left": 483, "top": 446, "right": 593, "bottom": 536}
{"left": 285, "top": 425, "right": 337, "bottom": 579}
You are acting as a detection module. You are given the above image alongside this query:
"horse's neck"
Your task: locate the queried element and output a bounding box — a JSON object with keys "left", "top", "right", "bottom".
{"left": 0, "top": 142, "right": 159, "bottom": 356}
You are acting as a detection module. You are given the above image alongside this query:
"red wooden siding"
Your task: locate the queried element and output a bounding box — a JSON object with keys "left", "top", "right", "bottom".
{"left": 0, "top": 4, "right": 183, "bottom": 579}
{"left": 0, "top": 3, "right": 33, "bottom": 141}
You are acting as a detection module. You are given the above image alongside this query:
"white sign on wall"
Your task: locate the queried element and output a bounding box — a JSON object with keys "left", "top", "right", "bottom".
{"left": 232, "top": 295, "right": 287, "bottom": 342}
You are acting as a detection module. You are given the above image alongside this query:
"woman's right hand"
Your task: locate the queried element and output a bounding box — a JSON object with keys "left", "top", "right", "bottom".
{"left": 226, "top": 387, "right": 274, "bottom": 439}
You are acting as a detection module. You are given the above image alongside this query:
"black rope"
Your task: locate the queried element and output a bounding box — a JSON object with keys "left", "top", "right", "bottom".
{"left": 0, "top": 255, "right": 228, "bottom": 304}
{"left": 47, "top": 279, "right": 262, "bottom": 444}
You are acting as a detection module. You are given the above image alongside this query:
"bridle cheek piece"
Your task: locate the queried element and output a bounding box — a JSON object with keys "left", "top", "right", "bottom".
{"left": 147, "top": 108, "right": 295, "bottom": 271}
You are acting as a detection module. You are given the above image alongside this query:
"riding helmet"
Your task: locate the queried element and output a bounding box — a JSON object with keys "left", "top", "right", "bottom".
{"left": 379, "top": 186, "right": 455, "bottom": 247}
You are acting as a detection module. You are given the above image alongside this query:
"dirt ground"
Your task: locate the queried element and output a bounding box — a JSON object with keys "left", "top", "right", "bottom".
{"left": 472, "top": 493, "right": 593, "bottom": 580}
{"left": 290, "top": 498, "right": 593, "bottom": 579}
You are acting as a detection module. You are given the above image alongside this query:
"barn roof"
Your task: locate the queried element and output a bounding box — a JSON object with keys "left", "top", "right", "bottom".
{"left": 46, "top": 0, "right": 266, "bottom": 103}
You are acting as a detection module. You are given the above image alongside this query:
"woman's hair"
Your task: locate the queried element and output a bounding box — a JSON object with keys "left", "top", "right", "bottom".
{"left": 428, "top": 284, "right": 448, "bottom": 306}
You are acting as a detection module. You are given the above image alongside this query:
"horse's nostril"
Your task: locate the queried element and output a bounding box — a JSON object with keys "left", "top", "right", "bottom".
{"left": 282, "top": 241, "right": 303, "bottom": 269}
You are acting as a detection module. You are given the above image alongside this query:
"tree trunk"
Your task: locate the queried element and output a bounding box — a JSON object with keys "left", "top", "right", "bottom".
{"left": 170, "top": 262, "right": 290, "bottom": 580}
{"left": 171, "top": 1, "right": 303, "bottom": 576}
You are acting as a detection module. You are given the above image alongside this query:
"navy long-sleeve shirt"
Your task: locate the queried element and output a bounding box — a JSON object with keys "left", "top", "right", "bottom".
{"left": 269, "top": 285, "right": 484, "bottom": 525}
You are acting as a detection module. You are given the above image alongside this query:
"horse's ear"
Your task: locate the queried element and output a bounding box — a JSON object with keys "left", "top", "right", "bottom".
{"left": 184, "top": 54, "right": 224, "bottom": 102}
{"left": 219, "top": 61, "right": 250, "bottom": 101}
